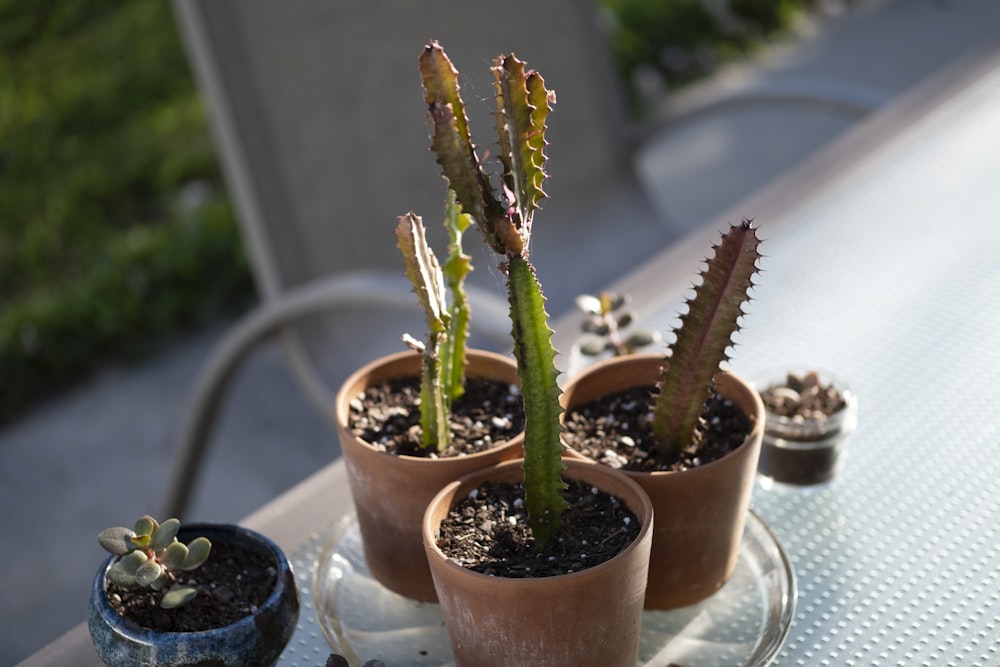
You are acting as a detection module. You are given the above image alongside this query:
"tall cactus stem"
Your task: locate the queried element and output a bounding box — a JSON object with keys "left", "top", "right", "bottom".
{"left": 651, "top": 219, "right": 762, "bottom": 455}
{"left": 420, "top": 41, "right": 566, "bottom": 545}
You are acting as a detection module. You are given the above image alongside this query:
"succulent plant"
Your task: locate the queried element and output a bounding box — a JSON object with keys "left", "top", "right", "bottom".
{"left": 97, "top": 515, "right": 212, "bottom": 609}
{"left": 419, "top": 41, "right": 566, "bottom": 545}
{"left": 575, "top": 291, "right": 660, "bottom": 357}
{"left": 396, "top": 189, "right": 473, "bottom": 451}
{"left": 759, "top": 370, "right": 847, "bottom": 420}
{"left": 651, "top": 219, "right": 762, "bottom": 458}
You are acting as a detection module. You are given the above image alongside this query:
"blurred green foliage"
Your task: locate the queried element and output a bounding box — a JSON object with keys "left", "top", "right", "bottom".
{"left": 599, "top": 0, "right": 817, "bottom": 114}
{"left": 0, "top": 0, "right": 820, "bottom": 423}
{"left": 0, "top": 0, "right": 254, "bottom": 423}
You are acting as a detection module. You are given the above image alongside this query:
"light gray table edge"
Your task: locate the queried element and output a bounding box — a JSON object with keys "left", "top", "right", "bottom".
{"left": 550, "top": 40, "right": 1000, "bottom": 352}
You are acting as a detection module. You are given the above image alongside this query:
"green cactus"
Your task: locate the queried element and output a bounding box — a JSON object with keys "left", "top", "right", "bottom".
{"left": 396, "top": 190, "right": 474, "bottom": 451}
{"left": 440, "top": 191, "right": 473, "bottom": 405}
{"left": 651, "top": 220, "right": 762, "bottom": 457}
{"left": 97, "top": 515, "right": 211, "bottom": 609}
{"left": 419, "top": 41, "right": 566, "bottom": 546}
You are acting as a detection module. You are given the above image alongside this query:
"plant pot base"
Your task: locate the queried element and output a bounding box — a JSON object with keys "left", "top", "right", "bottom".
{"left": 423, "top": 460, "right": 653, "bottom": 667}
{"left": 757, "top": 438, "right": 847, "bottom": 485}
{"left": 314, "top": 508, "right": 797, "bottom": 665}
{"left": 561, "top": 354, "right": 765, "bottom": 610}
{"left": 89, "top": 524, "right": 299, "bottom": 667}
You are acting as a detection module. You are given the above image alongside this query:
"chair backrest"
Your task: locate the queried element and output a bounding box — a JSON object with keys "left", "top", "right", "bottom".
{"left": 171, "top": 0, "right": 633, "bottom": 303}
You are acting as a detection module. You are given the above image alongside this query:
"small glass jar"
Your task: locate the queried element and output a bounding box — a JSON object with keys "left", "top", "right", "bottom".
{"left": 755, "top": 369, "right": 858, "bottom": 487}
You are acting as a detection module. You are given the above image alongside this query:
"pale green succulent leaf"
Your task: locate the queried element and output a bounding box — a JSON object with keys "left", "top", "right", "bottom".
{"left": 575, "top": 294, "right": 603, "bottom": 315}
{"left": 149, "top": 518, "right": 180, "bottom": 552}
{"left": 608, "top": 293, "right": 628, "bottom": 312}
{"left": 626, "top": 330, "right": 660, "bottom": 349}
{"left": 129, "top": 533, "right": 151, "bottom": 550}
{"left": 97, "top": 527, "right": 135, "bottom": 556}
{"left": 106, "top": 562, "right": 138, "bottom": 588}
{"left": 579, "top": 336, "right": 609, "bottom": 357}
{"left": 117, "top": 550, "right": 148, "bottom": 576}
{"left": 135, "top": 560, "right": 163, "bottom": 588}
{"left": 161, "top": 586, "right": 198, "bottom": 609}
{"left": 148, "top": 571, "right": 170, "bottom": 591}
{"left": 161, "top": 541, "right": 189, "bottom": 569}
{"left": 133, "top": 515, "right": 157, "bottom": 537}
{"left": 180, "top": 537, "right": 212, "bottom": 571}
{"left": 587, "top": 321, "right": 611, "bottom": 337}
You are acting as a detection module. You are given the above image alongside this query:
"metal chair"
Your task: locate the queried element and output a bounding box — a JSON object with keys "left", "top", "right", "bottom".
{"left": 162, "top": 0, "right": 888, "bottom": 519}
{"left": 162, "top": 0, "right": 637, "bottom": 518}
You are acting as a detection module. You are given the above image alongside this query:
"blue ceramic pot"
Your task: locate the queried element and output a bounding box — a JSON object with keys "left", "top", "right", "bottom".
{"left": 88, "top": 523, "right": 299, "bottom": 667}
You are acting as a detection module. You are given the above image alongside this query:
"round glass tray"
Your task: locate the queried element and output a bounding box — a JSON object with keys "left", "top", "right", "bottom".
{"left": 314, "top": 508, "right": 795, "bottom": 666}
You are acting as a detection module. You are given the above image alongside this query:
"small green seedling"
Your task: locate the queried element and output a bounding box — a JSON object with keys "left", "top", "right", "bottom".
{"left": 396, "top": 189, "right": 474, "bottom": 452}
{"left": 98, "top": 515, "right": 212, "bottom": 609}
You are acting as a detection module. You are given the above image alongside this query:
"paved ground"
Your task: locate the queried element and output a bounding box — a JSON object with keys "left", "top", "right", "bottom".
{"left": 6, "top": 0, "right": 1000, "bottom": 663}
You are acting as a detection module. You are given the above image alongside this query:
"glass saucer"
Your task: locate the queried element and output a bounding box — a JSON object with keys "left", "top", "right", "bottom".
{"left": 313, "top": 508, "right": 795, "bottom": 666}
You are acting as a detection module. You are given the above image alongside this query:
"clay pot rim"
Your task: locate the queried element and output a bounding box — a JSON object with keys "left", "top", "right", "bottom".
{"left": 562, "top": 353, "right": 765, "bottom": 480}
{"left": 336, "top": 348, "right": 524, "bottom": 464}
{"left": 423, "top": 458, "right": 654, "bottom": 587}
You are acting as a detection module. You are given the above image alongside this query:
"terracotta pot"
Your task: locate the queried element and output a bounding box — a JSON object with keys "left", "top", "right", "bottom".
{"left": 561, "top": 353, "right": 764, "bottom": 609}
{"left": 335, "top": 349, "right": 524, "bottom": 601}
{"left": 423, "top": 459, "right": 653, "bottom": 667}
{"left": 88, "top": 524, "right": 299, "bottom": 667}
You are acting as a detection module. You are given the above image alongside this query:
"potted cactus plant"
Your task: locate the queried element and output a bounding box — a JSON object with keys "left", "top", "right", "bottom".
{"left": 88, "top": 515, "right": 298, "bottom": 667}
{"left": 416, "top": 42, "right": 653, "bottom": 667}
{"left": 561, "top": 219, "right": 766, "bottom": 609}
{"left": 334, "top": 190, "right": 525, "bottom": 602}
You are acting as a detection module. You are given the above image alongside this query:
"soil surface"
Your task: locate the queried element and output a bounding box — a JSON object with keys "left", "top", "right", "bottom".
{"left": 106, "top": 540, "right": 276, "bottom": 632}
{"left": 436, "top": 478, "right": 641, "bottom": 577}
{"left": 562, "top": 385, "right": 753, "bottom": 472}
{"left": 348, "top": 376, "right": 524, "bottom": 457}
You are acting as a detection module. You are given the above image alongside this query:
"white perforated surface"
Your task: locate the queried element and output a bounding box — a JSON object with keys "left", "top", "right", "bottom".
{"left": 276, "top": 532, "right": 328, "bottom": 667}
{"left": 643, "top": 59, "right": 1000, "bottom": 666}
{"left": 273, "top": 59, "right": 1000, "bottom": 666}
